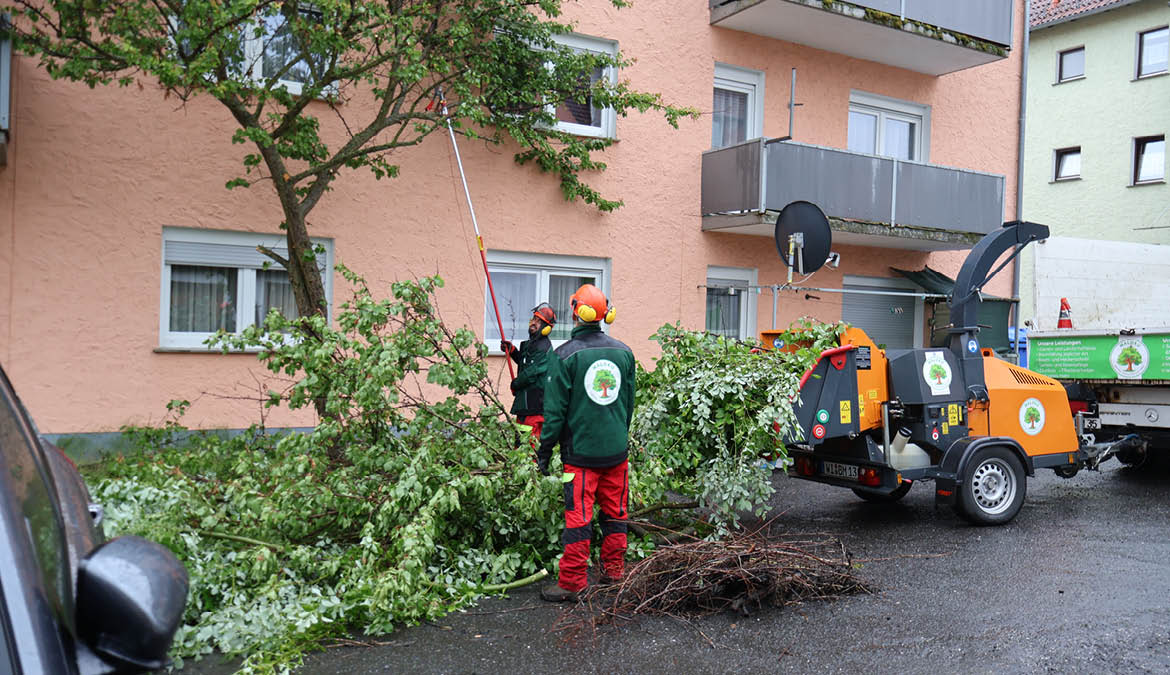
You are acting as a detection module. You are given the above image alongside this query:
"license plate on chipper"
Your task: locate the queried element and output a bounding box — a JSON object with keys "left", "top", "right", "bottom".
{"left": 821, "top": 461, "right": 858, "bottom": 481}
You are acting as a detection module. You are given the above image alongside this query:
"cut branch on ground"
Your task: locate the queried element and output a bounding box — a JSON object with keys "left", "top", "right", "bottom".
{"left": 554, "top": 527, "right": 873, "bottom": 643}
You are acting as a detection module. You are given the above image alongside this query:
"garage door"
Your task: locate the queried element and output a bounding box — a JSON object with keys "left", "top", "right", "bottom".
{"left": 842, "top": 280, "right": 918, "bottom": 349}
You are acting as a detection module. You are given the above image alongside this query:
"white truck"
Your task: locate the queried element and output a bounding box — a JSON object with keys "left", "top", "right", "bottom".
{"left": 1025, "top": 236, "right": 1170, "bottom": 467}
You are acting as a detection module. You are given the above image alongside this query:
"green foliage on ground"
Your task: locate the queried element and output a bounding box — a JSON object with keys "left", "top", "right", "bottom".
{"left": 89, "top": 273, "right": 839, "bottom": 673}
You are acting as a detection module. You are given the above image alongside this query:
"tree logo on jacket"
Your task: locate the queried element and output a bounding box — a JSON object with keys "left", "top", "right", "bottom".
{"left": 585, "top": 360, "right": 622, "bottom": 406}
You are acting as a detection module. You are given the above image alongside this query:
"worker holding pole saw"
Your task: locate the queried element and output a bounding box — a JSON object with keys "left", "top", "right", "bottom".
{"left": 435, "top": 86, "right": 516, "bottom": 382}
{"left": 501, "top": 303, "right": 557, "bottom": 452}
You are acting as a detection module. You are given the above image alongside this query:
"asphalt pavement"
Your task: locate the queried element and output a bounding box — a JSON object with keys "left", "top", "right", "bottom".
{"left": 188, "top": 461, "right": 1170, "bottom": 674}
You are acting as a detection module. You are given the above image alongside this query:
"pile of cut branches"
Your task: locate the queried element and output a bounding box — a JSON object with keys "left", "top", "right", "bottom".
{"left": 556, "top": 528, "right": 872, "bottom": 641}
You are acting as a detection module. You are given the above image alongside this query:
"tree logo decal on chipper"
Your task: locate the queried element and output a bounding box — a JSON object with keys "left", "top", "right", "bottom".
{"left": 921, "top": 351, "right": 952, "bottom": 396}
{"left": 1019, "top": 397, "right": 1046, "bottom": 436}
{"left": 1109, "top": 336, "right": 1149, "bottom": 379}
{"left": 585, "top": 360, "right": 622, "bottom": 405}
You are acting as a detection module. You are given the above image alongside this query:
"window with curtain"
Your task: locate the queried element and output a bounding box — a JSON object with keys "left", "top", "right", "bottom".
{"left": 847, "top": 92, "right": 929, "bottom": 162}
{"left": 705, "top": 267, "right": 756, "bottom": 340}
{"left": 712, "top": 87, "right": 748, "bottom": 148}
{"left": 170, "top": 265, "right": 238, "bottom": 333}
{"left": 705, "top": 285, "right": 743, "bottom": 338}
{"left": 160, "top": 228, "right": 333, "bottom": 349}
{"left": 712, "top": 64, "right": 763, "bottom": 149}
{"left": 484, "top": 252, "right": 609, "bottom": 350}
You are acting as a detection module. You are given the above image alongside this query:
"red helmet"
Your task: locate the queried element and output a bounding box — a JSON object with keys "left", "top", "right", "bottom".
{"left": 531, "top": 303, "right": 557, "bottom": 336}
{"left": 570, "top": 284, "right": 615, "bottom": 324}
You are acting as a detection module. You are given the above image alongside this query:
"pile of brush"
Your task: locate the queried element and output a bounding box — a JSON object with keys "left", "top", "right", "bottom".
{"left": 555, "top": 528, "right": 872, "bottom": 639}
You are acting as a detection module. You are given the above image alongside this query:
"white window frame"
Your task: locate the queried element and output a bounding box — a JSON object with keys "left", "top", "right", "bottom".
{"left": 1057, "top": 46, "right": 1085, "bottom": 83}
{"left": 484, "top": 250, "right": 611, "bottom": 353}
{"left": 1132, "top": 135, "right": 1166, "bottom": 185}
{"left": 1136, "top": 25, "right": 1169, "bottom": 79}
{"left": 842, "top": 275, "right": 924, "bottom": 347}
{"left": 1053, "top": 146, "right": 1081, "bottom": 181}
{"left": 705, "top": 265, "right": 758, "bottom": 340}
{"left": 848, "top": 91, "right": 931, "bottom": 163}
{"left": 712, "top": 63, "right": 765, "bottom": 149}
{"left": 159, "top": 227, "right": 333, "bottom": 350}
{"left": 244, "top": 4, "right": 330, "bottom": 98}
{"left": 546, "top": 33, "right": 618, "bottom": 139}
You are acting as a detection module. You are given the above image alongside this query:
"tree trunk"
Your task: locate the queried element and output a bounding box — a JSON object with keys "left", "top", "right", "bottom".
{"left": 270, "top": 172, "right": 333, "bottom": 428}
{"left": 282, "top": 208, "right": 328, "bottom": 321}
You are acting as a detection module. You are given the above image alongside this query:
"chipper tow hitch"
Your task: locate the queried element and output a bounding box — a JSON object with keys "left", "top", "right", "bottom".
{"left": 1055, "top": 433, "right": 1145, "bottom": 477}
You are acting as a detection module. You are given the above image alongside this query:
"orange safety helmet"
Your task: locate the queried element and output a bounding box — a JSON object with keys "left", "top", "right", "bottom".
{"left": 569, "top": 284, "right": 616, "bottom": 324}
{"left": 531, "top": 303, "right": 557, "bottom": 336}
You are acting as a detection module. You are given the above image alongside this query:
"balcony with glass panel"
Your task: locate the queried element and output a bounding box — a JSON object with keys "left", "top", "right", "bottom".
{"left": 709, "top": 0, "right": 1013, "bottom": 76}
{"left": 700, "top": 138, "right": 1006, "bottom": 251}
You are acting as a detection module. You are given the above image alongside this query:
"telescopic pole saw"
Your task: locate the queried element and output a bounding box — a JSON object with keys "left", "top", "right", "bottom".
{"left": 439, "top": 90, "right": 516, "bottom": 380}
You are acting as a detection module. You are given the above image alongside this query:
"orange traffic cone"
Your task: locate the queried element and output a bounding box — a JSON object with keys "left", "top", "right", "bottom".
{"left": 1057, "top": 298, "right": 1073, "bottom": 329}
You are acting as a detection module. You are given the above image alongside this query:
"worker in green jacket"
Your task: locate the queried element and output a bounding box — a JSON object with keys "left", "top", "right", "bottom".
{"left": 500, "top": 303, "right": 557, "bottom": 451}
{"left": 536, "top": 284, "right": 635, "bottom": 603}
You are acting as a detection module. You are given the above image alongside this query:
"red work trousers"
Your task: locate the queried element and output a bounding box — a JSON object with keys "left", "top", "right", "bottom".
{"left": 557, "top": 460, "right": 629, "bottom": 593}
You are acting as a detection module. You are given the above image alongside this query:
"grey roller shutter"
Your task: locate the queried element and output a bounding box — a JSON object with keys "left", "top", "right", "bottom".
{"left": 842, "top": 284, "right": 916, "bottom": 349}
{"left": 164, "top": 241, "right": 289, "bottom": 269}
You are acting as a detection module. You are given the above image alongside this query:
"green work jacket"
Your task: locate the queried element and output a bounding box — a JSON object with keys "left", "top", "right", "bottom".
{"left": 538, "top": 323, "right": 636, "bottom": 469}
{"left": 508, "top": 335, "right": 552, "bottom": 417}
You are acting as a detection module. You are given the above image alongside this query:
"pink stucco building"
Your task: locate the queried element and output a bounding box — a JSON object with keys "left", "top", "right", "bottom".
{"left": 0, "top": 1, "right": 1026, "bottom": 442}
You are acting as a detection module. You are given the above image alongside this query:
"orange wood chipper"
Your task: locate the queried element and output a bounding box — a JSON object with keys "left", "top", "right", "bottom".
{"left": 783, "top": 221, "right": 1143, "bottom": 524}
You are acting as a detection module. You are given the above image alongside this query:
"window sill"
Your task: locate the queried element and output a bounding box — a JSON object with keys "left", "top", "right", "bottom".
{"left": 154, "top": 346, "right": 265, "bottom": 354}
{"left": 551, "top": 121, "right": 616, "bottom": 140}
{"left": 1050, "top": 176, "right": 1082, "bottom": 183}
{"left": 1132, "top": 71, "right": 1168, "bottom": 82}
{"left": 1128, "top": 179, "right": 1166, "bottom": 187}
{"left": 1054, "top": 75, "right": 1085, "bottom": 85}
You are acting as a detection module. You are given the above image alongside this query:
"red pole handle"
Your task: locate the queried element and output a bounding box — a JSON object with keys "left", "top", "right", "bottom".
{"left": 478, "top": 236, "right": 516, "bottom": 380}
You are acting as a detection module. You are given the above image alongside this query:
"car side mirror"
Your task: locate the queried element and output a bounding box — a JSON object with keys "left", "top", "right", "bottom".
{"left": 75, "top": 535, "right": 188, "bottom": 672}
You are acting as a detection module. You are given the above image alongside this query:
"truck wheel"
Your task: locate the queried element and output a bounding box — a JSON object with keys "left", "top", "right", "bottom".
{"left": 852, "top": 480, "right": 912, "bottom": 503}
{"left": 956, "top": 447, "right": 1026, "bottom": 525}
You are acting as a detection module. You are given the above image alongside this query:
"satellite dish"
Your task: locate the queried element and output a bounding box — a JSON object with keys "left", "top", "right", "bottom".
{"left": 774, "top": 201, "right": 832, "bottom": 275}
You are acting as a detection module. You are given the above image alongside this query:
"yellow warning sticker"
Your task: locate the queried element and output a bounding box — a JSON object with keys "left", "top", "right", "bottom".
{"left": 840, "top": 400, "right": 852, "bottom": 425}
{"left": 947, "top": 404, "right": 959, "bottom": 426}
{"left": 942, "top": 423, "right": 949, "bottom": 435}
{"left": 859, "top": 395, "right": 866, "bottom": 417}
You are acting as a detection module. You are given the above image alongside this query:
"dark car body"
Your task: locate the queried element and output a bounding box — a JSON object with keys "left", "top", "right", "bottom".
{"left": 0, "top": 366, "right": 188, "bottom": 673}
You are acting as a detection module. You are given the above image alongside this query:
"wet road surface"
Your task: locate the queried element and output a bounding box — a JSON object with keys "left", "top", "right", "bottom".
{"left": 189, "top": 462, "right": 1170, "bottom": 674}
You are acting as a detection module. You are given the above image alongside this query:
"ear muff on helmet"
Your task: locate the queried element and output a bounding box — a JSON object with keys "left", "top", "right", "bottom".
{"left": 574, "top": 301, "right": 598, "bottom": 323}
{"left": 604, "top": 306, "right": 616, "bottom": 324}
{"left": 531, "top": 303, "right": 556, "bottom": 335}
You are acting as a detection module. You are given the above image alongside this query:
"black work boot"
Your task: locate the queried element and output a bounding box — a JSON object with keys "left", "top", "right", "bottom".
{"left": 540, "top": 583, "right": 580, "bottom": 603}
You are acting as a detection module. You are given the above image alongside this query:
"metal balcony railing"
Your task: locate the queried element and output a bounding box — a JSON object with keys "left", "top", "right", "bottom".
{"left": 701, "top": 139, "right": 1006, "bottom": 246}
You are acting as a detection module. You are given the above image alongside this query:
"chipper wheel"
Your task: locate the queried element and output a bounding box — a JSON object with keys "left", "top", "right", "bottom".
{"left": 852, "top": 480, "right": 912, "bottom": 503}
{"left": 955, "top": 446, "right": 1026, "bottom": 525}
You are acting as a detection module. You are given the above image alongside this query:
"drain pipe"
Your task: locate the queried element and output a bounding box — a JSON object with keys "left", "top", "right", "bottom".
{"left": 1012, "top": 0, "right": 1030, "bottom": 361}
